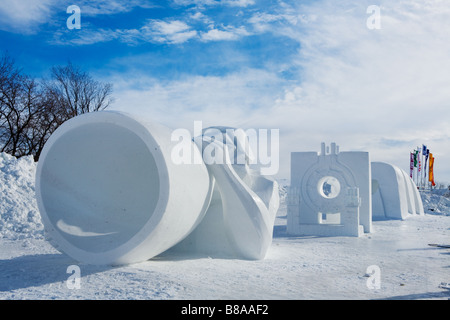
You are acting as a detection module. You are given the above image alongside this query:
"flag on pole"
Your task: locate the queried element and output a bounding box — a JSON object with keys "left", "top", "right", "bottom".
{"left": 429, "top": 153, "right": 436, "bottom": 187}
{"left": 424, "top": 149, "right": 429, "bottom": 179}
{"left": 422, "top": 145, "right": 427, "bottom": 155}
{"left": 410, "top": 152, "right": 414, "bottom": 178}
{"left": 413, "top": 150, "right": 418, "bottom": 167}
{"left": 418, "top": 148, "right": 421, "bottom": 173}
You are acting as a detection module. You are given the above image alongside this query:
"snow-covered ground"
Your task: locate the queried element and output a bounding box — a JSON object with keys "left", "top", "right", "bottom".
{"left": 0, "top": 153, "right": 449, "bottom": 300}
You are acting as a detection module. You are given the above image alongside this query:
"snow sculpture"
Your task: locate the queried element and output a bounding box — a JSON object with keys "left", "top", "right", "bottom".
{"left": 287, "top": 142, "right": 372, "bottom": 237}
{"left": 36, "top": 111, "right": 212, "bottom": 265}
{"left": 35, "top": 111, "right": 279, "bottom": 265}
{"left": 173, "top": 127, "right": 279, "bottom": 259}
{"left": 371, "top": 161, "right": 424, "bottom": 220}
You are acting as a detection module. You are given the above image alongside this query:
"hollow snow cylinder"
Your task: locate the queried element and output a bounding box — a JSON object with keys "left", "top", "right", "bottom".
{"left": 35, "top": 111, "right": 212, "bottom": 265}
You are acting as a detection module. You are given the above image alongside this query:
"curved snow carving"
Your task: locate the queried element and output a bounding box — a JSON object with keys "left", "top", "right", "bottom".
{"left": 371, "top": 161, "right": 424, "bottom": 220}
{"left": 36, "top": 112, "right": 279, "bottom": 265}
{"left": 174, "top": 127, "right": 279, "bottom": 260}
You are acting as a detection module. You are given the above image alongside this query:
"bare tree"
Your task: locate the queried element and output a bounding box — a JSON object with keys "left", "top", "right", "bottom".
{"left": 0, "top": 54, "right": 42, "bottom": 158}
{"left": 45, "top": 62, "right": 113, "bottom": 121}
{"left": 23, "top": 91, "right": 60, "bottom": 161}
{"left": 0, "top": 54, "right": 113, "bottom": 161}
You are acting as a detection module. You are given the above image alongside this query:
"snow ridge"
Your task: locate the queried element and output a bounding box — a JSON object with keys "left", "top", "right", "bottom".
{"left": 0, "top": 153, "right": 43, "bottom": 240}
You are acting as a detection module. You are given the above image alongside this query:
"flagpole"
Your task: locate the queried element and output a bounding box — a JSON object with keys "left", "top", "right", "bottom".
{"left": 418, "top": 147, "right": 422, "bottom": 189}
{"left": 420, "top": 148, "right": 423, "bottom": 189}
{"left": 422, "top": 145, "right": 426, "bottom": 190}
{"left": 421, "top": 145, "right": 424, "bottom": 189}
{"left": 426, "top": 148, "right": 429, "bottom": 190}
{"left": 410, "top": 152, "right": 413, "bottom": 181}
{"left": 423, "top": 148, "right": 426, "bottom": 190}
{"left": 416, "top": 147, "right": 419, "bottom": 188}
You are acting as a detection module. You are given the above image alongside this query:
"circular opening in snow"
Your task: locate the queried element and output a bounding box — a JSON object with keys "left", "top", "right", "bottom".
{"left": 39, "top": 122, "right": 161, "bottom": 253}
{"left": 317, "top": 176, "right": 341, "bottom": 199}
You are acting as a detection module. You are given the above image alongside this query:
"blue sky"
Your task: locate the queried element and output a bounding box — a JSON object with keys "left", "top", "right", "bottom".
{"left": 1, "top": 0, "right": 300, "bottom": 78}
{"left": 1, "top": 0, "right": 449, "bottom": 183}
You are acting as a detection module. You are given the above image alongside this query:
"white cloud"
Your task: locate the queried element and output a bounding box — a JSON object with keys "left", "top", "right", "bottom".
{"left": 0, "top": 0, "right": 54, "bottom": 33}
{"left": 0, "top": 0, "right": 156, "bottom": 34}
{"left": 150, "top": 20, "right": 192, "bottom": 34}
{"left": 78, "top": 0, "right": 156, "bottom": 16}
{"left": 189, "top": 11, "right": 214, "bottom": 26}
{"left": 201, "top": 25, "right": 250, "bottom": 41}
{"left": 201, "top": 28, "right": 236, "bottom": 41}
{"left": 109, "top": 0, "right": 450, "bottom": 182}
{"left": 52, "top": 19, "right": 199, "bottom": 46}
{"left": 173, "top": 0, "right": 255, "bottom": 8}
{"left": 143, "top": 19, "right": 198, "bottom": 44}
{"left": 50, "top": 27, "right": 124, "bottom": 46}
{"left": 248, "top": 12, "right": 298, "bottom": 33}
{"left": 2, "top": 0, "right": 256, "bottom": 45}
{"left": 52, "top": 12, "right": 253, "bottom": 46}
{"left": 41, "top": 0, "right": 450, "bottom": 181}
{"left": 250, "top": 0, "right": 450, "bottom": 181}
{"left": 223, "top": 0, "right": 255, "bottom": 7}
{"left": 110, "top": 68, "right": 285, "bottom": 130}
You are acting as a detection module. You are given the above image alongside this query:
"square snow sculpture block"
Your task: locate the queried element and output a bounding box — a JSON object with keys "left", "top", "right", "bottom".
{"left": 287, "top": 143, "right": 372, "bottom": 237}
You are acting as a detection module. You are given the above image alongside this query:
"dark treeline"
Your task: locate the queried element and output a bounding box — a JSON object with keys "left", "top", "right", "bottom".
{"left": 0, "top": 52, "right": 113, "bottom": 161}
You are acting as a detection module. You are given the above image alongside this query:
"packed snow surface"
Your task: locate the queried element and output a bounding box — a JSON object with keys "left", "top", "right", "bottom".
{"left": 0, "top": 153, "right": 449, "bottom": 300}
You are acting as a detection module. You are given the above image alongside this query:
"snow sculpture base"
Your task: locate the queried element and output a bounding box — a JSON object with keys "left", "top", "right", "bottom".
{"left": 371, "top": 161, "right": 424, "bottom": 220}
{"left": 35, "top": 111, "right": 212, "bottom": 265}
{"left": 289, "top": 187, "right": 364, "bottom": 237}
{"left": 287, "top": 143, "right": 371, "bottom": 237}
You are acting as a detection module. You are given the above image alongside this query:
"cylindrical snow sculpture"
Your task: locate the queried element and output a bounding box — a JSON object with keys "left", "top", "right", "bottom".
{"left": 36, "top": 111, "right": 212, "bottom": 265}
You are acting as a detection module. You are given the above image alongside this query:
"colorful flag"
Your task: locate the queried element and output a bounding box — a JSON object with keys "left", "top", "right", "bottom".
{"left": 422, "top": 144, "right": 427, "bottom": 154}
{"left": 418, "top": 148, "right": 421, "bottom": 173}
{"left": 429, "top": 153, "right": 436, "bottom": 187}
{"left": 413, "top": 150, "right": 418, "bottom": 167}
{"left": 410, "top": 152, "right": 414, "bottom": 178}
{"left": 424, "top": 149, "right": 429, "bottom": 179}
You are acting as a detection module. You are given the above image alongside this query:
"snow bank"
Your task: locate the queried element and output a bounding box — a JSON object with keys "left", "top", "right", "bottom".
{"left": 0, "top": 153, "right": 43, "bottom": 240}
{"left": 421, "top": 188, "right": 450, "bottom": 216}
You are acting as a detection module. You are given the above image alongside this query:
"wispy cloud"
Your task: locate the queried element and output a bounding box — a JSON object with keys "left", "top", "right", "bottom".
{"left": 111, "top": 68, "right": 285, "bottom": 129}
{"left": 3, "top": 0, "right": 449, "bottom": 181}
{"left": 78, "top": 0, "right": 157, "bottom": 16}
{"left": 172, "top": 0, "right": 255, "bottom": 8}
{"left": 52, "top": 16, "right": 253, "bottom": 46}
{"left": 0, "top": 0, "right": 157, "bottom": 34}
{"left": 142, "top": 19, "right": 198, "bottom": 44}
{"left": 50, "top": 27, "right": 122, "bottom": 46}
{"left": 3, "top": 0, "right": 273, "bottom": 45}
{"left": 250, "top": 0, "right": 450, "bottom": 178}
{"left": 201, "top": 25, "right": 250, "bottom": 41}
{"left": 248, "top": 11, "right": 299, "bottom": 33}
{"left": 189, "top": 11, "right": 214, "bottom": 26}
{"left": 0, "top": 0, "right": 54, "bottom": 34}
{"left": 51, "top": 19, "right": 198, "bottom": 46}
{"left": 109, "top": 0, "right": 450, "bottom": 180}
